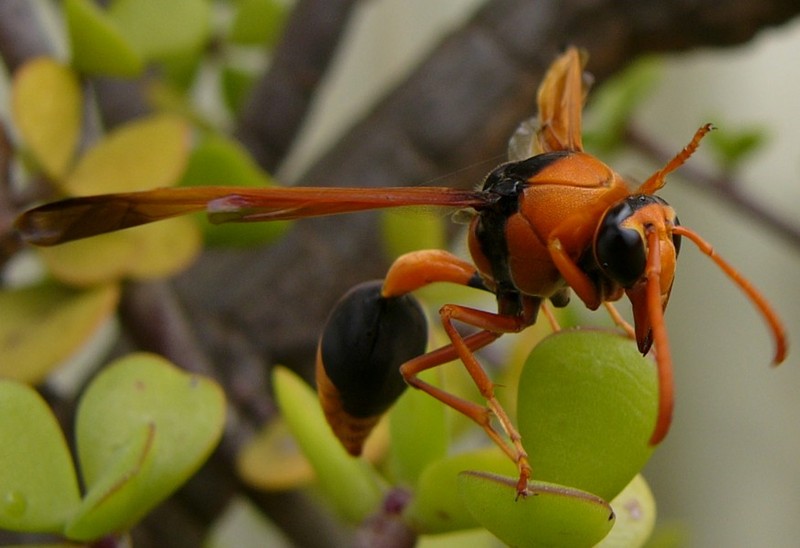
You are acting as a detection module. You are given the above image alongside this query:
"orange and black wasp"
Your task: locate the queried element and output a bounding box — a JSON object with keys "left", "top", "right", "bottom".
{"left": 15, "top": 48, "right": 787, "bottom": 496}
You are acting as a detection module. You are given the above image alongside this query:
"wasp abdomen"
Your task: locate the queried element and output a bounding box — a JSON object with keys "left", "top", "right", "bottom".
{"left": 316, "top": 280, "right": 428, "bottom": 455}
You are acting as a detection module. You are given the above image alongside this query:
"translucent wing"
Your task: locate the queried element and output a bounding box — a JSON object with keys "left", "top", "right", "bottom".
{"left": 16, "top": 186, "right": 493, "bottom": 246}
{"left": 535, "top": 47, "right": 590, "bottom": 154}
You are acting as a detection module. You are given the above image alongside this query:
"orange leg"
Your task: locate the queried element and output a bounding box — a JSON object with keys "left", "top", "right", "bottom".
{"left": 546, "top": 184, "right": 631, "bottom": 310}
{"left": 400, "top": 302, "right": 539, "bottom": 497}
{"left": 541, "top": 301, "right": 562, "bottom": 332}
{"left": 382, "top": 249, "right": 485, "bottom": 297}
{"left": 603, "top": 301, "right": 636, "bottom": 339}
{"left": 381, "top": 248, "right": 540, "bottom": 496}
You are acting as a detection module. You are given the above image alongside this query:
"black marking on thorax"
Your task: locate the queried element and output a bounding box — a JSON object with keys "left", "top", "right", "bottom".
{"left": 474, "top": 151, "right": 569, "bottom": 314}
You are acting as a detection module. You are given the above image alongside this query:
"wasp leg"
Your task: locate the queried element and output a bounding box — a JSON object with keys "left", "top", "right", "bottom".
{"left": 400, "top": 301, "right": 539, "bottom": 498}
{"left": 541, "top": 301, "right": 561, "bottom": 332}
{"left": 317, "top": 250, "right": 489, "bottom": 456}
{"left": 603, "top": 301, "right": 636, "bottom": 339}
{"left": 546, "top": 185, "right": 631, "bottom": 309}
{"left": 382, "top": 249, "right": 487, "bottom": 297}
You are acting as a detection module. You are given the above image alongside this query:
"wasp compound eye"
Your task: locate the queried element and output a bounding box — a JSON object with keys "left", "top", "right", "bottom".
{"left": 316, "top": 280, "right": 427, "bottom": 455}
{"left": 594, "top": 200, "right": 646, "bottom": 288}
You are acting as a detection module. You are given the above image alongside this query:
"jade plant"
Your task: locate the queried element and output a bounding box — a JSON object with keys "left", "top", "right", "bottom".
{"left": 0, "top": 353, "right": 225, "bottom": 544}
{"left": 1, "top": 1, "right": 782, "bottom": 545}
{"left": 241, "top": 328, "right": 658, "bottom": 546}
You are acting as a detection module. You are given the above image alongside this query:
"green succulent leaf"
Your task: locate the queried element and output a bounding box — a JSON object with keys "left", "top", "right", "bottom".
{"left": 11, "top": 58, "right": 82, "bottom": 179}
{"left": 583, "top": 57, "right": 661, "bottom": 155}
{"left": 388, "top": 369, "right": 449, "bottom": 487}
{"left": 63, "top": 114, "right": 191, "bottom": 196}
{"left": 0, "top": 381, "right": 81, "bottom": 533}
{"left": 65, "top": 0, "right": 143, "bottom": 77}
{"left": 65, "top": 353, "right": 225, "bottom": 540}
{"left": 706, "top": 124, "right": 768, "bottom": 171}
{"left": 599, "top": 474, "right": 656, "bottom": 547}
{"left": 107, "top": 0, "right": 211, "bottom": 60}
{"left": 229, "top": 0, "right": 289, "bottom": 47}
{"left": 404, "top": 447, "right": 516, "bottom": 534}
{"left": 0, "top": 283, "right": 120, "bottom": 383}
{"left": 517, "top": 329, "right": 658, "bottom": 501}
{"left": 458, "top": 471, "right": 615, "bottom": 547}
{"left": 272, "top": 366, "right": 383, "bottom": 522}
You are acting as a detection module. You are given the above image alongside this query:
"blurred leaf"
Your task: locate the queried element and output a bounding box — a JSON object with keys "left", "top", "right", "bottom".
{"left": 583, "top": 57, "right": 661, "bottom": 155}
{"left": 66, "top": 422, "right": 157, "bottom": 541}
{"left": 178, "top": 133, "right": 290, "bottom": 246}
{"left": 39, "top": 216, "right": 202, "bottom": 286}
{"left": 108, "top": 0, "right": 211, "bottom": 60}
{"left": 598, "top": 474, "right": 656, "bottom": 548}
{"left": 272, "top": 366, "right": 383, "bottom": 522}
{"left": 0, "top": 381, "right": 81, "bottom": 533}
{"left": 221, "top": 65, "right": 257, "bottom": 114}
{"left": 0, "top": 283, "right": 119, "bottom": 384}
{"left": 206, "top": 497, "right": 293, "bottom": 548}
{"left": 417, "top": 528, "right": 503, "bottom": 548}
{"left": 66, "top": 353, "right": 225, "bottom": 539}
{"left": 517, "top": 330, "right": 658, "bottom": 501}
{"left": 157, "top": 50, "right": 204, "bottom": 91}
{"left": 64, "top": 0, "right": 143, "bottom": 77}
{"left": 388, "top": 369, "right": 448, "bottom": 487}
{"left": 237, "top": 418, "right": 315, "bottom": 491}
{"left": 11, "top": 58, "right": 81, "bottom": 179}
{"left": 458, "top": 471, "right": 615, "bottom": 547}
{"left": 229, "top": 0, "right": 289, "bottom": 46}
{"left": 706, "top": 124, "right": 768, "bottom": 171}
{"left": 380, "top": 210, "right": 447, "bottom": 259}
{"left": 123, "top": 217, "right": 203, "bottom": 279}
{"left": 63, "top": 114, "right": 191, "bottom": 196}
{"left": 404, "top": 447, "right": 516, "bottom": 534}
{"left": 238, "top": 415, "right": 389, "bottom": 491}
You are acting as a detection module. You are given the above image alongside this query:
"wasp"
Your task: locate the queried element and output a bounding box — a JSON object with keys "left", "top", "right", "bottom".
{"left": 15, "top": 48, "right": 787, "bottom": 496}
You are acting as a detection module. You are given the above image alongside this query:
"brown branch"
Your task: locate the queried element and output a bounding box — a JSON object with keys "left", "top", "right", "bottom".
{"left": 235, "top": 0, "right": 361, "bottom": 172}
{"left": 0, "top": 1, "right": 54, "bottom": 72}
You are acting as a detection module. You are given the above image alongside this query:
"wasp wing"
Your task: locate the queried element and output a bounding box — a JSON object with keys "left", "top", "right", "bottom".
{"left": 16, "top": 186, "right": 492, "bottom": 246}
{"left": 535, "top": 47, "right": 589, "bottom": 154}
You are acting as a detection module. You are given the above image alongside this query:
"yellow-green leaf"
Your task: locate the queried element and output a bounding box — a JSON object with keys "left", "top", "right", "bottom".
{"left": 229, "top": 0, "right": 288, "bottom": 47}
{"left": 124, "top": 217, "right": 202, "bottom": 279}
{"left": 65, "top": 0, "right": 143, "bottom": 77}
{"left": 236, "top": 418, "right": 315, "bottom": 491}
{"left": 0, "top": 381, "right": 81, "bottom": 533}
{"left": 599, "top": 474, "right": 656, "bottom": 548}
{"left": 517, "top": 330, "right": 658, "bottom": 501}
{"left": 272, "top": 366, "right": 382, "bottom": 522}
{"left": 404, "top": 448, "right": 516, "bottom": 534}
{"left": 66, "top": 353, "right": 225, "bottom": 540}
{"left": 39, "top": 216, "right": 202, "bottom": 286}
{"left": 0, "top": 283, "right": 120, "bottom": 384}
{"left": 108, "top": 0, "right": 211, "bottom": 60}
{"left": 458, "top": 471, "right": 615, "bottom": 547}
{"left": 11, "top": 58, "right": 81, "bottom": 179}
{"left": 63, "top": 114, "right": 191, "bottom": 196}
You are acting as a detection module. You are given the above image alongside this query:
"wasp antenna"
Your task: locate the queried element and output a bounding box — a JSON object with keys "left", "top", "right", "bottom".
{"left": 672, "top": 225, "right": 788, "bottom": 366}
{"left": 637, "top": 123, "right": 715, "bottom": 195}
